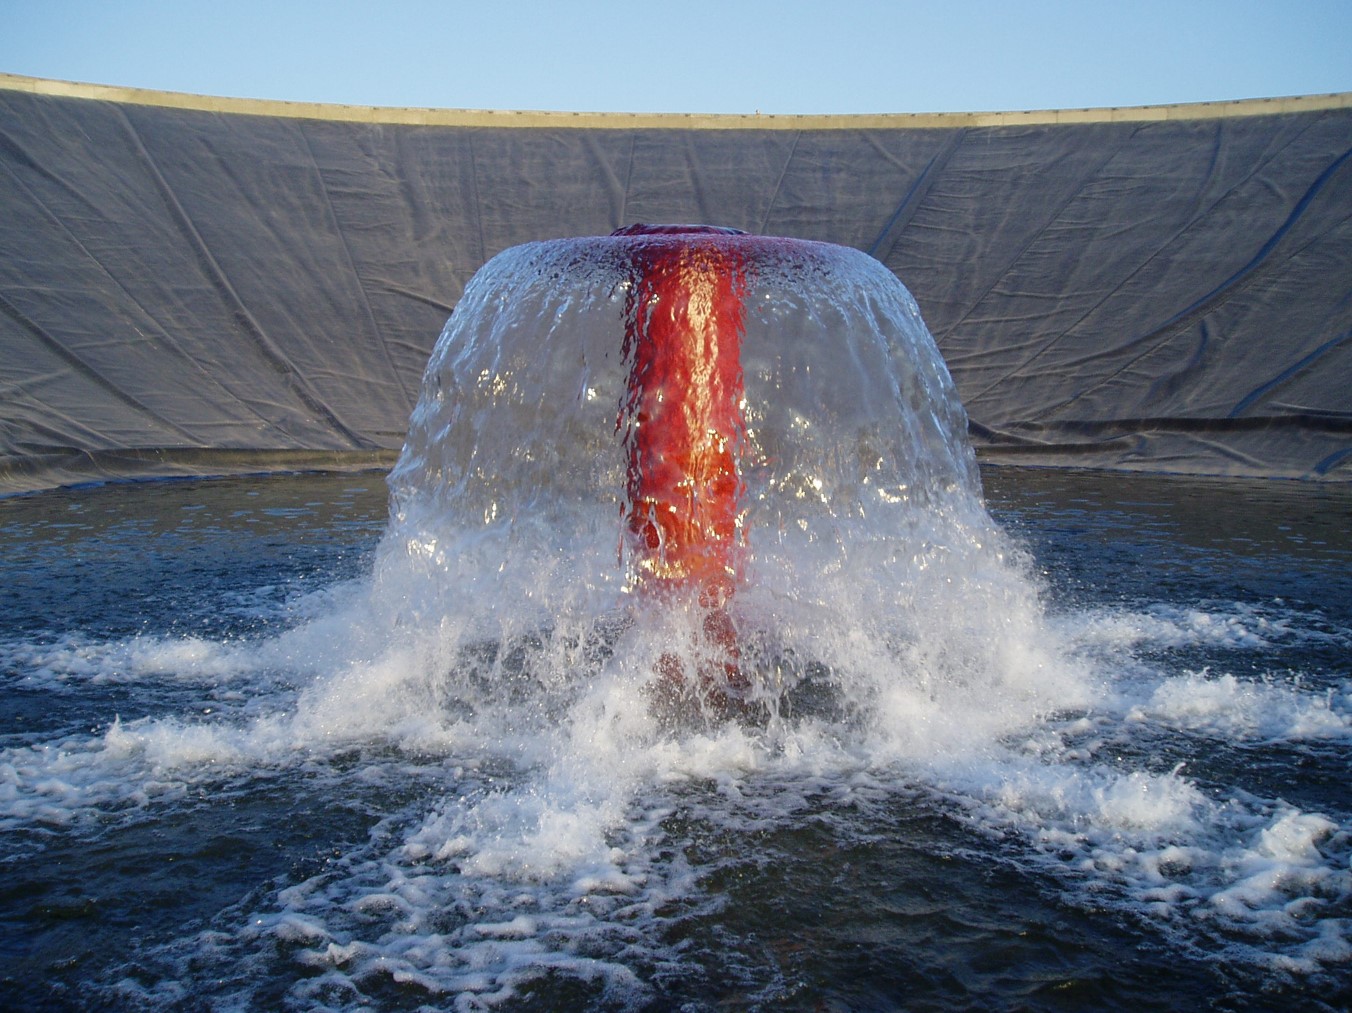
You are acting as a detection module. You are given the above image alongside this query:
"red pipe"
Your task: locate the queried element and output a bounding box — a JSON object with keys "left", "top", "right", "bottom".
{"left": 615, "top": 224, "right": 751, "bottom": 702}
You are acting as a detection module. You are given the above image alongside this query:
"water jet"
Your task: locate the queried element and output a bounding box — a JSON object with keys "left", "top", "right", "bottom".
{"left": 387, "top": 223, "right": 980, "bottom": 717}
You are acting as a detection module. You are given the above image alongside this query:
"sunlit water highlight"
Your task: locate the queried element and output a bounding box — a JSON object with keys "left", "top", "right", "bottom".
{"left": 2, "top": 239, "right": 1350, "bottom": 1011}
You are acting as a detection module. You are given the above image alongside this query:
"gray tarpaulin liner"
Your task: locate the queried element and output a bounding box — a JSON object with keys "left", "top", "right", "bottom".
{"left": 1, "top": 75, "right": 1349, "bottom": 493}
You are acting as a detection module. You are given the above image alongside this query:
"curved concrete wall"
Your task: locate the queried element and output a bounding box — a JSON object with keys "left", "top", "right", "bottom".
{"left": 1, "top": 74, "right": 1349, "bottom": 491}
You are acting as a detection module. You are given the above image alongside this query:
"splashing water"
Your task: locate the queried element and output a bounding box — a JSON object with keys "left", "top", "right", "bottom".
{"left": 381, "top": 226, "right": 1013, "bottom": 723}
{"left": 2, "top": 230, "right": 1349, "bottom": 1010}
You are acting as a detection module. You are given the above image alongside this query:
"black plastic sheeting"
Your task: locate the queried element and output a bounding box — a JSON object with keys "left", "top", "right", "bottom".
{"left": 1, "top": 84, "right": 1349, "bottom": 492}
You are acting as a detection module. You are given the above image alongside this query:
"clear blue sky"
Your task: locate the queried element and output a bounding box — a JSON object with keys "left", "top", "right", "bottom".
{"left": 2, "top": 0, "right": 1349, "bottom": 115}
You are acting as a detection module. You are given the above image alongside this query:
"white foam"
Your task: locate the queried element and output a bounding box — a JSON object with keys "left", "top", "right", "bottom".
{"left": 10, "top": 572, "right": 1349, "bottom": 1006}
{"left": 1058, "top": 600, "right": 1350, "bottom": 657}
{"left": 0, "top": 633, "right": 257, "bottom": 690}
{"left": 1130, "top": 670, "right": 1351, "bottom": 742}
{"left": 8, "top": 515, "right": 1350, "bottom": 1006}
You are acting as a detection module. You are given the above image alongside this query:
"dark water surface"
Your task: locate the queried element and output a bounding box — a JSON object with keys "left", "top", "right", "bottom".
{"left": 1, "top": 468, "right": 1348, "bottom": 1011}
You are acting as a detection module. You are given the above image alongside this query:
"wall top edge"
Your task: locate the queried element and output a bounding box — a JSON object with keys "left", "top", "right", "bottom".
{"left": 2, "top": 72, "right": 1350, "bottom": 129}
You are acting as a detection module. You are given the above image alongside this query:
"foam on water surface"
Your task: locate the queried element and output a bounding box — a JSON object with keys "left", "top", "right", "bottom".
{"left": 3, "top": 528, "right": 1350, "bottom": 1008}
{"left": 2, "top": 234, "right": 1350, "bottom": 1010}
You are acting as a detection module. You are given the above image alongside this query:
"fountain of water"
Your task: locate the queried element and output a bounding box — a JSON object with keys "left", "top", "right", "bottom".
{"left": 380, "top": 223, "right": 1007, "bottom": 724}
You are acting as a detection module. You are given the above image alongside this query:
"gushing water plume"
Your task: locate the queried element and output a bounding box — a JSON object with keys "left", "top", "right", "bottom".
{"left": 377, "top": 224, "right": 1039, "bottom": 732}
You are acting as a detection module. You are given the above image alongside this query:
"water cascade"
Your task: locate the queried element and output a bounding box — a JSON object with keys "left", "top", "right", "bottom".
{"left": 381, "top": 224, "right": 1010, "bottom": 725}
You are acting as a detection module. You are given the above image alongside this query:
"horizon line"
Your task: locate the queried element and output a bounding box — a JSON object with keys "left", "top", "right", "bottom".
{"left": 2, "top": 72, "right": 1350, "bottom": 129}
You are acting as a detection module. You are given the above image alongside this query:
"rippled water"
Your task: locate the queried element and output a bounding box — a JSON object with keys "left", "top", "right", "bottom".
{"left": 1, "top": 467, "right": 1348, "bottom": 1012}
